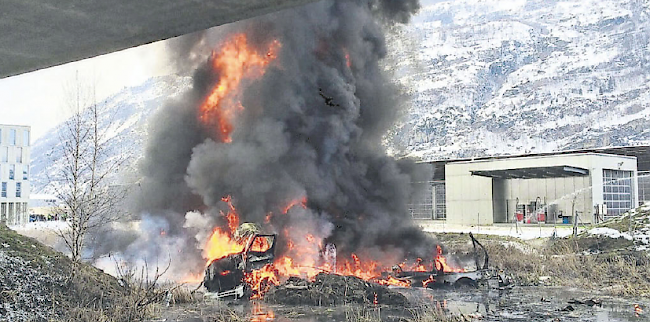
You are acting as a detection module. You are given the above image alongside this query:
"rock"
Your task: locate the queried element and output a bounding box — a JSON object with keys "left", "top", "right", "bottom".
{"left": 584, "top": 299, "right": 602, "bottom": 307}
{"left": 568, "top": 298, "right": 601, "bottom": 306}
{"left": 560, "top": 305, "right": 574, "bottom": 312}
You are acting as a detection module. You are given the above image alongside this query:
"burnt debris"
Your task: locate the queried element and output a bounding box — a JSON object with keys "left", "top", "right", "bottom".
{"left": 265, "top": 273, "right": 408, "bottom": 306}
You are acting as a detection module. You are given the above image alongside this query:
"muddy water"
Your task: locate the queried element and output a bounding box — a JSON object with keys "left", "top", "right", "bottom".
{"left": 400, "top": 286, "right": 647, "bottom": 321}
{"left": 151, "top": 286, "right": 648, "bottom": 321}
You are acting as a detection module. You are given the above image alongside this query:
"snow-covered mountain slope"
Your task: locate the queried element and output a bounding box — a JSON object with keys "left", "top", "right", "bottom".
{"left": 31, "top": 0, "right": 650, "bottom": 190}
{"left": 387, "top": 0, "right": 650, "bottom": 161}
{"left": 30, "top": 75, "right": 191, "bottom": 193}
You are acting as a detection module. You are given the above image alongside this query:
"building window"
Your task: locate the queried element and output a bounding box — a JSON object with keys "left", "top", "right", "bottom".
{"left": 23, "top": 166, "right": 28, "bottom": 180}
{"left": 603, "top": 169, "right": 634, "bottom": 218}
{"left": 9, "top": 164, "right": 15, "bottom": 180}
{"left": 409, "top": 182, "right": 434, "bottom": 220}
{"left": 1, "top": 147, "right": 7, "bottom": 162}
{"left": 15, "top": 182, "right": 21, "bottom": 198}
{"left": 9, "top": 129, "right": 15, "bottom": 146}
{"left": 408, "top": 181, "right": 447, "bottom": 220}
{"left": 434, "top": 183, "right": 447, "bottom": 220}
{"left": 8, "top": 203, "right": 13, "bottom": 224}
{"left": 16, "top": 147, "right": 22, "bottom": 163}
{"left": 639, "top": 171, "right": 650, "bottom": 206}
{"left": 23, "top": 130, "right": 29, "bottom": 146}
{"left": 1, "top": 182, "right": 6, "bottom": 198}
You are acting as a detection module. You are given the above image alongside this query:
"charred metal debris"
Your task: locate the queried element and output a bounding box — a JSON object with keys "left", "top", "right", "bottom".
{"left": 202, "top": 232, "right": 511, "bottom": 300}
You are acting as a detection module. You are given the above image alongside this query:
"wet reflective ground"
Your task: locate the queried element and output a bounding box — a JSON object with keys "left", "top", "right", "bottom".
{"left": 150, "top": 286, "right": 649, "bottom": 321}
{"left": 401, "top": 286, "right": 647, "bottom": 321}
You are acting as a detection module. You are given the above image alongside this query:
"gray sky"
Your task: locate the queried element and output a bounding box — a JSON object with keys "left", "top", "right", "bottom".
{"left": 0, "top": 39, "right": 174, "bottom": 141}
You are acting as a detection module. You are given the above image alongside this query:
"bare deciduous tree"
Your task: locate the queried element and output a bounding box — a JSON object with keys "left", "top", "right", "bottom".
{"left": 52, "top": 79, "right": 126, "bottom": 264}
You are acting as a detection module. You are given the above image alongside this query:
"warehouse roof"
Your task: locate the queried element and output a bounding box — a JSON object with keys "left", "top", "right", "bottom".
{"left": 471, "top": 165, "right": 589, "bottom": 179}
{"left": 429, "top": 145, "right": 650, "bottom": 181}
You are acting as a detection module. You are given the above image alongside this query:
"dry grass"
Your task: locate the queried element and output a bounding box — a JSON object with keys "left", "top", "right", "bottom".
{"left": 56, "top": 262, "right": 203, "bottom": 322}
{"left": 165, "top": 284, "right": 201, "bottom": 305}
{"left": 57, "top": 283, "right": 204, "bottom": 321}
{"left": 56, "top": 276, "right": 165, "bottom": 322}
{"left": 2, "top": 224, "right": 202, "bottom": 322}
{"left": 60, "top": 297, "right": 156, "bottom": 322}
{"left": 344, "top": 305, "right": 382, "bottom": 322}
{"left": 408, "top": 304, "right": 464, "bottom": 322}
{"left": 342, "top": 304, "right": 463, "bottom": 322}
{"left": 213, "top": 309, "right": 249, "bottom": 322}
{"left": 483, "top": 238, "right": 650, "bottom": 296}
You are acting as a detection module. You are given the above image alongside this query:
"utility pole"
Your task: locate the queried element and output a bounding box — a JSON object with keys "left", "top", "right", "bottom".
{"left": 629, "top": 211, "right": 634, "bottom": 239}
{"left": 572, "top": 195, "right": 578, "bottom": 237}
{"left": 536, "top": 196, "right": 542, "bottom": 238}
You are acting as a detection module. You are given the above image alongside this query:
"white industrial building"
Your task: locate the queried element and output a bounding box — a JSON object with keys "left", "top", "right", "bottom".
{"left": 0, "top": 124, "right": 31, "bottom": 225}
{"left": 410, "top": 146, "right": 650, "bottom": 226}
{"left": 29, "top": 194, "right": 60, "bottom": 221}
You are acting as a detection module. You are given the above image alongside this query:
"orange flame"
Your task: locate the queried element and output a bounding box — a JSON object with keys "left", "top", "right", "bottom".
{"left": 199, "top": 33, "right": 281, "bottom": 142}
{"left": 273, "top": 227, "right": 326, "bottom": 280}
{"left": 250, "top": 235, "right": 272, "bottom": 253}
{"left": 281, "top": 196, "right": 307, "bottom": 214}
{"left": 337, "top": 254, "right": 382, "bottom": 280}
{"left": 251, "top": 302, "right": 276, "bottom": 322}
{"left": 203, "top": 227, "right": 245, "bottom": 265}
{"left": 200, "top": 196, "right": 246, "bottom": 265}
{"left": 244, "top": 264, "right": 280, "bottom": 299}
{"left": 376, "top": 275, "right": 411, "bottom": 288}
{"left": 274, "top": 255, "right": 325, "bottom": 280}
{"left": 435, "top": 245, "right": 466, "bottom": 273}
{"left": 399, "top": 257, "right": 430, "bottom": 272}
{"left": 188, "top": 194, "right": 468, "bottom": 298}
{"left": 221, "top": 195, "right": 240, "bottom": 233}
{"left": 422, "top": 275, "right": 435, "bottom": 288}
{"left": 180, "top": 273, "right": 204, "bottom": 284}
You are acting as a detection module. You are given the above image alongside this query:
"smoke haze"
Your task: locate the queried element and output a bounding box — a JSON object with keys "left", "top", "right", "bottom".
{"left": 118, "top": 0, "right": 434, "bottom": 276}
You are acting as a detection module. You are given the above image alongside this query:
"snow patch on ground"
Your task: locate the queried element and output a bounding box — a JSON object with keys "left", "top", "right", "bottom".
{"left": 418, "top": 222, "right": 581, "bottom": 240}
{"left": 11, "top": 221, "right": 70, "bottom": 232}
{"left": 588, "top": 227, "right": 633, "bottom": 240}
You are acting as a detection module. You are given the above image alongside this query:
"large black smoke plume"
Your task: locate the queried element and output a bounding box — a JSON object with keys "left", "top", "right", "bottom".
{"left": 131, "top": 0, "right": 434, "bottom": 275}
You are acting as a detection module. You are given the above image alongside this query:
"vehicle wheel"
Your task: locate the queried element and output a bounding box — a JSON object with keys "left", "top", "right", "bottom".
{"left": 242, "top": 283, "right": 253, "bottom": 300}
{"left": 454, "top": 277, "right": 478, "bottom": 288}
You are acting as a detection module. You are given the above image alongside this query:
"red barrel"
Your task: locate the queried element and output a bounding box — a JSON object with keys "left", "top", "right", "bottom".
{"left": 516, "top": 212, "right": 524, "bottom": 222}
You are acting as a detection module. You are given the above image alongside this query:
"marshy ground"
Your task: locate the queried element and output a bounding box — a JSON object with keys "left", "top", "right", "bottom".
{"left": 148, "top": 227, "right": 650, "bottom": 322}
{"left": 148, "top": 285, "right": 647, "bottom": 321}
{"left": 3, "top": 212, "right": 650, "bottom": 321}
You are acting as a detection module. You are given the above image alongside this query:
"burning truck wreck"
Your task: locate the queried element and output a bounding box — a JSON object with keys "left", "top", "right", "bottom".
{"left": 122, "top": 0, "right": 511, "bottom": 308}
{"left": 201, "top": 219, "right": 505, "bottom": 301}
{"left": 202, "top": 225, "right": 278, "bottom": 299}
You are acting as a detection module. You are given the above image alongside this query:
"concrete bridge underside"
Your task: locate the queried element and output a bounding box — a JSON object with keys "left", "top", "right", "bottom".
{"left": 0, "top": 0, "right": 319, "bottom": 79}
